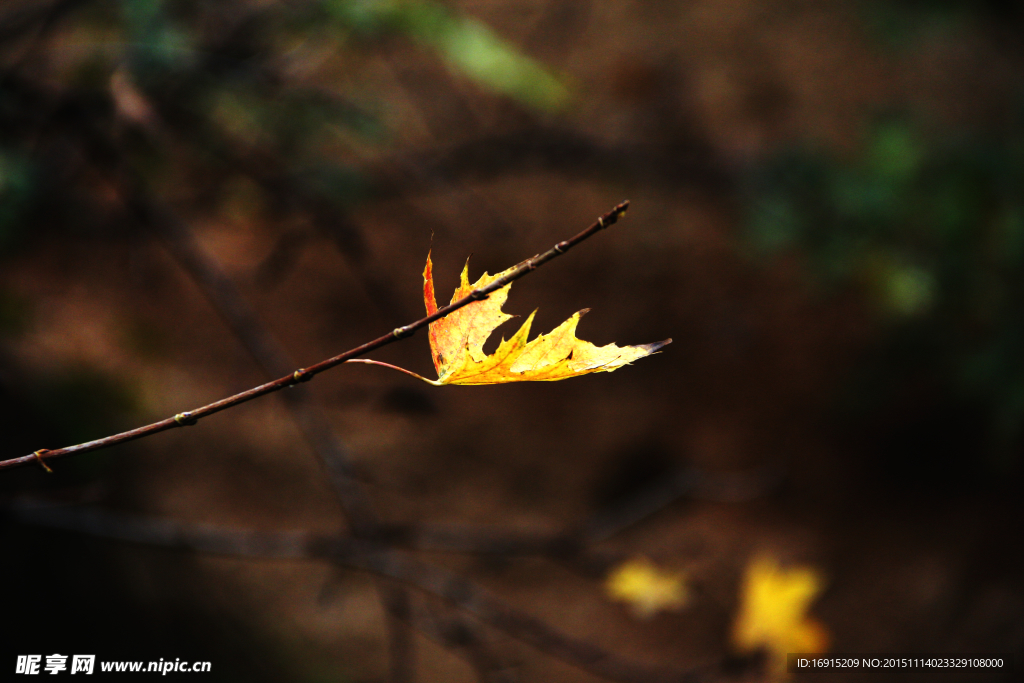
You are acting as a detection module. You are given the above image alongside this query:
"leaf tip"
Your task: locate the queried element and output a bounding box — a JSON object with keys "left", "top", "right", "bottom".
{"left": 424, "top": 252, "right": 438, "bottom": 316}
{"left": 637, "top": 338, "right": 672, "bottom": 354}
{"left": 460, "top": 255, "right": 474, "bottom": 288}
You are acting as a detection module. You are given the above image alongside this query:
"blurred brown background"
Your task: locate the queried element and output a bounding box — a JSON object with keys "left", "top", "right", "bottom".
{"left": 1, "top": 0, "right": 1022, "bottom": 681}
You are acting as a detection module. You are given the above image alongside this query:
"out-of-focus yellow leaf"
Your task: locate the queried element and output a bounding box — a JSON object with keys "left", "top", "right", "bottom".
{"left": 604, "top": 557, "right": 688, "bottom": 619}
{"left": 732, "top": 555, "right": 829, "bottom": 679}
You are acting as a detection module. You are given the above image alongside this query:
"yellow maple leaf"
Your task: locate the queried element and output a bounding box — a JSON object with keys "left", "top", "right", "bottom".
{"left": 421, "top": 253, "right": 670, "bottom": 385}
{"left": 605, "top": 557, "right": 688, "bottom": 619}
{"left": 732, "top": 555, "right": 829, "bottom": 679}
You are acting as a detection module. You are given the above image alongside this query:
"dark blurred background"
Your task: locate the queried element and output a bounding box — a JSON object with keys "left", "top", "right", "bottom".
{"left": 1, "top": 0, "right": 1022, "bottom": 681}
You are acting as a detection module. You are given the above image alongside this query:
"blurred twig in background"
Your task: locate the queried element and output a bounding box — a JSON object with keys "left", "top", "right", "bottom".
{"left": 8, "top": 497, "right": 721, "bottom": 683}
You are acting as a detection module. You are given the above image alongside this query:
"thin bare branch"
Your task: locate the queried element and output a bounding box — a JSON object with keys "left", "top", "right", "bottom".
{"left": 0, "top": 201, "right": 630, "bottom": 472}
{"left": 371, "top": 464, "right": 783, "bottom": 560}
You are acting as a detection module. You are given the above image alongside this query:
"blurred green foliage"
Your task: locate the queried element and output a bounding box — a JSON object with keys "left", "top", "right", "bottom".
{"left": 324, "top": 0, "right": 570, "bottom": 111}
{"left": 116, "top": 0, "right": 571, "bottom": 109}
{"left": 745, "top": 114, "right": 1024, "bottom": 465}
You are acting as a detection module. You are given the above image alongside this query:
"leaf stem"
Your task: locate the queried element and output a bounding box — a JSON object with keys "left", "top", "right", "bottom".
{"left": 344, "top": 359, "right": 442, "bottom": 386}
